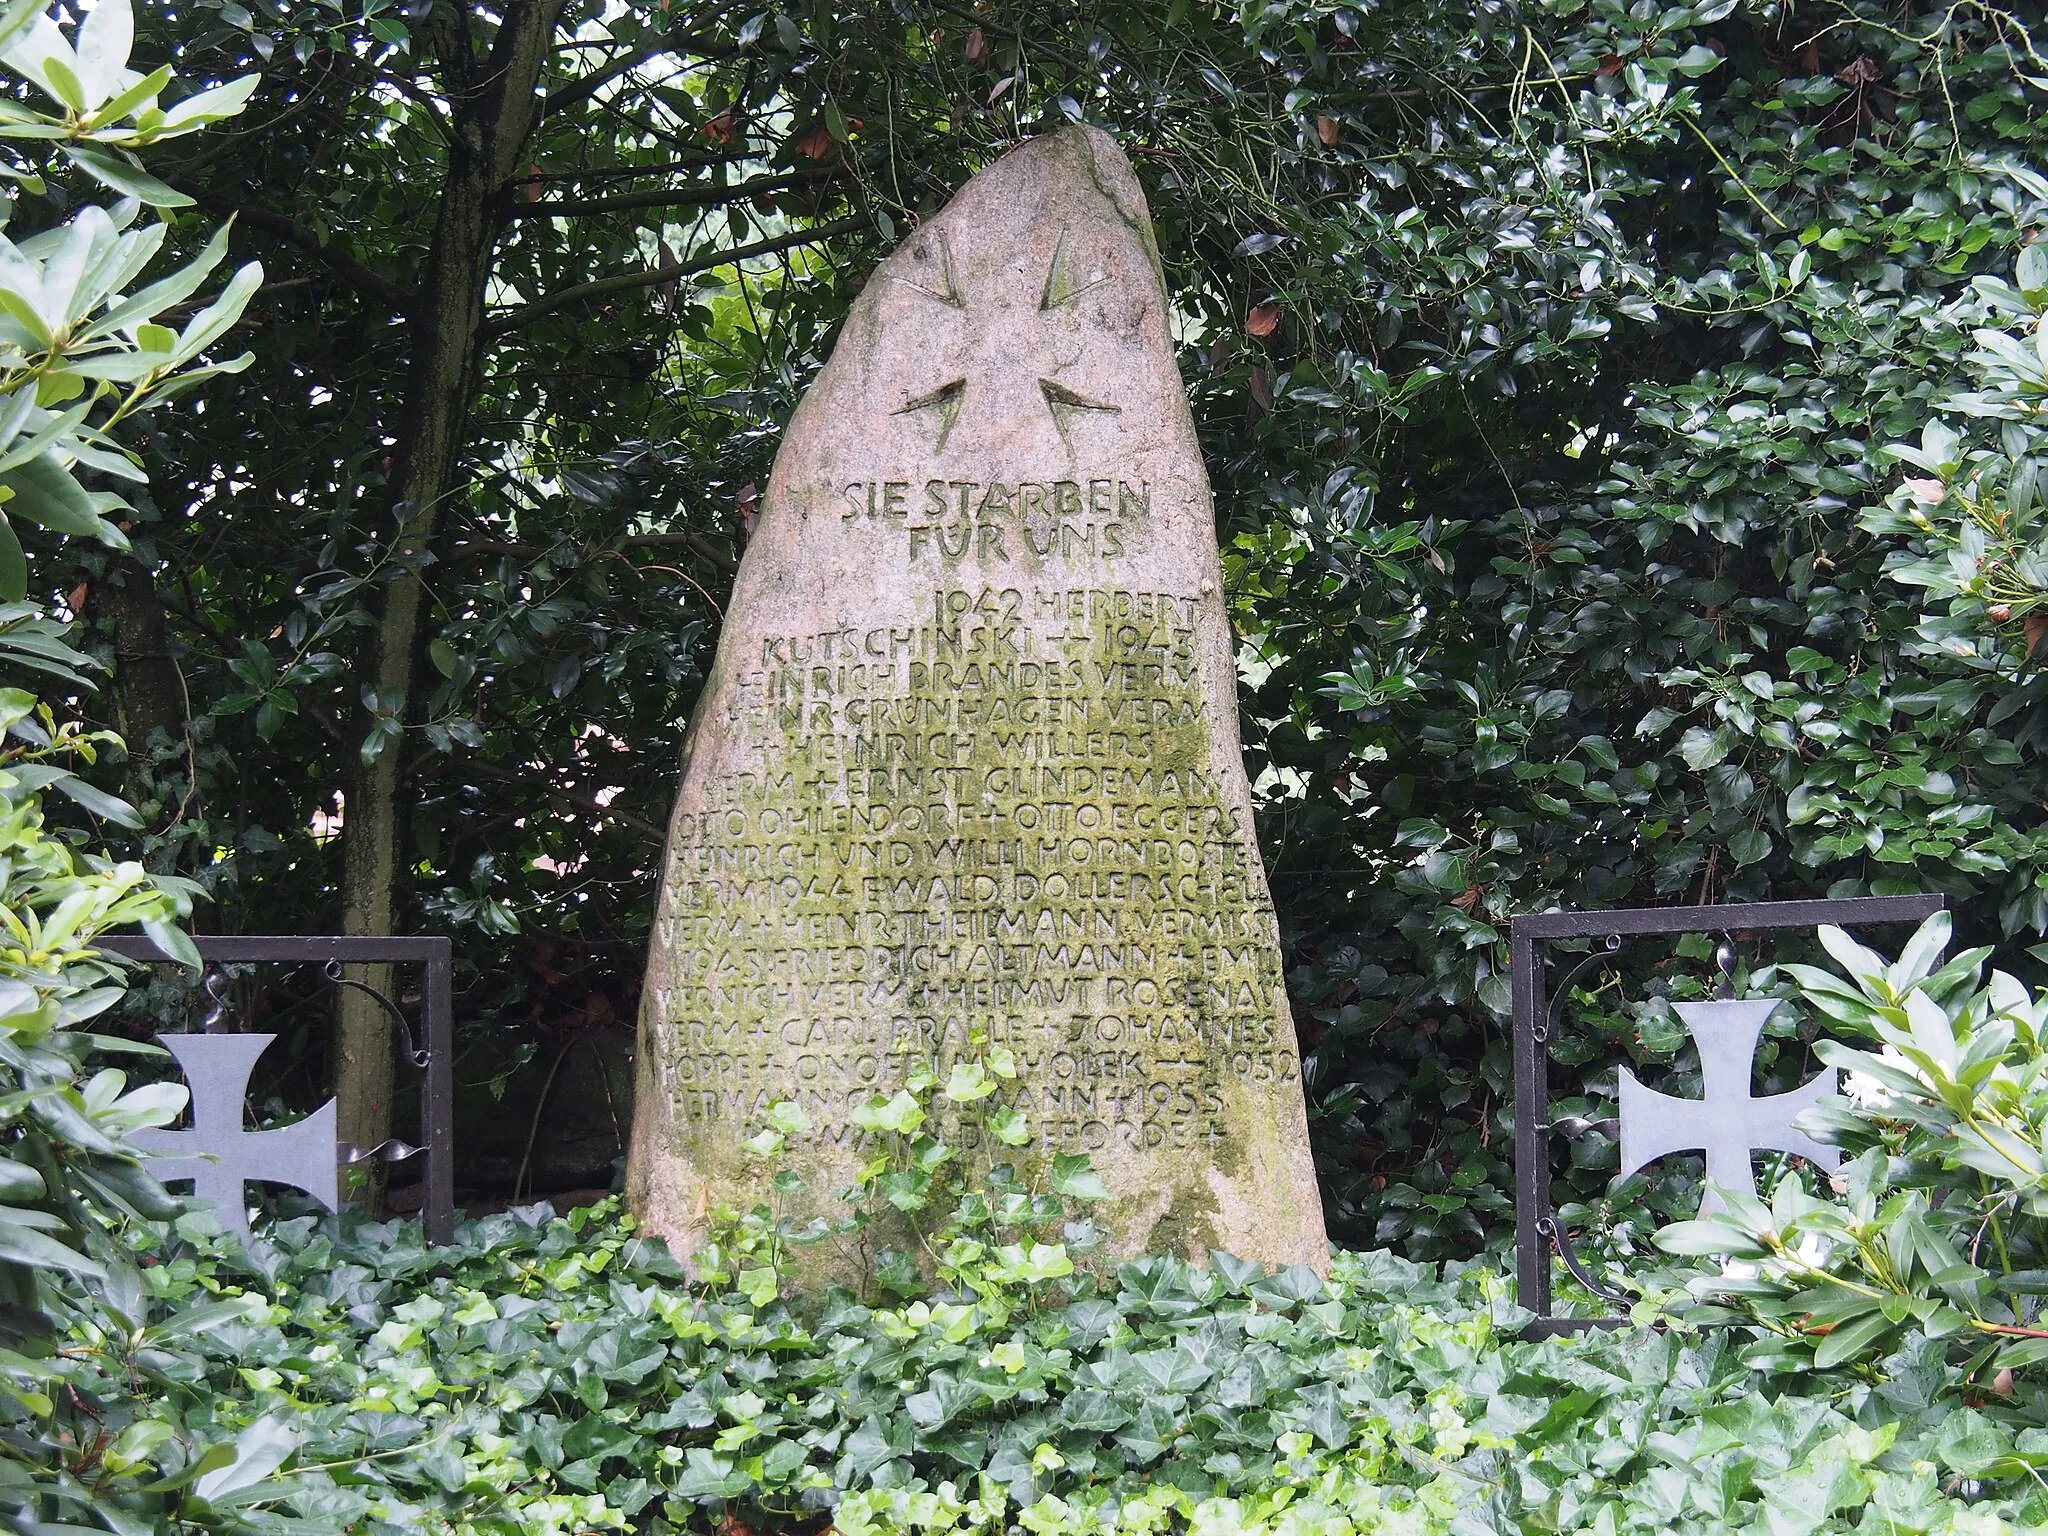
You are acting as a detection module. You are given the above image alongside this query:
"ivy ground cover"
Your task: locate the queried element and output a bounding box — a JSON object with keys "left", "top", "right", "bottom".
{"left": 47, "top": 1198, "right": 2048, "bottom": 1536}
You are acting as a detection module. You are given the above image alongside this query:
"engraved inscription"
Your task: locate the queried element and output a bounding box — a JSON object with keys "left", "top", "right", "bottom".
{"left": 656, "top": 571, "right": 1294, "bottom": 1158}
{"left": 840, "top": 473, "right": 1149, "bottom": 563}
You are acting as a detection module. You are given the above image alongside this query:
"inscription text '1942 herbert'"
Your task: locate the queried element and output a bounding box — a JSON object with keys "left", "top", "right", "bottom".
{"left": 627, "top": 125, "right": 1327, "bottom": 1275}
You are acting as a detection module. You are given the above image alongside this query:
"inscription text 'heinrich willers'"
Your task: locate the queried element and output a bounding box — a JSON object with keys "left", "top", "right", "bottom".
{"left": 627, "top": 125, "right": 1327, "bottom": 1274}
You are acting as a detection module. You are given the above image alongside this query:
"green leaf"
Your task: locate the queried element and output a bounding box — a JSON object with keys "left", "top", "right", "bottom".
{"left": 1679, "top": 725, "right": 1733, "bottom": 770}
{"left": 0, "top": 1157, "right": 42, "bottom": 1202}
{"left": 0, "top": 1217, "right": 103, "bottom": 1278}
{"left": 1295, "top": 1379, "right": 1349, "bottom": 1448}
{"left": 944, "top": 1061, "right": 994, "bottom": 1102}
{"left": 71, "top": 0, "right": 132, "bottom": 109}
{"left": 48, "top": 771, "right": 142, "bottom": 827}
{"left": 140, "top": 920, "right": 201, "bottom": 973}
{"left": 1050, "top": 1153, "right": 1107, "bottom": 1200}
{"left": 2020, "top": 240, "right": 2048, "bottom": 301}
{"left": 192, "top": 1414, "right": 297, "bottom": 1503}
{"left": 1818, "top": 925, "right": 1889, "bottom": 993}
{"left": 0, "top": 0, "right": 48, "bottom": 59}
{"left": 0, "top": 453, "right": 104, "bottom": 536}
{"left": 61, "top": 142, "right": 191, "bottom": 204}
{"left": 1058, "top": 1388, "right": 1130, "bottom": 1433}
{"left": 1655, "top": 1218, "right": 1768, "bottom": 1259}
{"left": 1812, "top": 1311, "right": 1892, "bottom": 1368}
{"left": 1727, "top": 827, "right": 1770, "bottom": 866}
{"left": 0, "top": 517, "right": 25, "bottom": 603}
{"left": 145, "top": 1293, "right": 268, "bottom": 1344}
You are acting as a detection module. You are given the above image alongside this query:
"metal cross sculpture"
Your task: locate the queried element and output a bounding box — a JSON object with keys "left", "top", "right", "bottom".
{"left": 1617, "top": 998, "right": 1841, "bottom": 1215}
{"left": 132, "top": 1033, "right": 338, "bottom": 1240}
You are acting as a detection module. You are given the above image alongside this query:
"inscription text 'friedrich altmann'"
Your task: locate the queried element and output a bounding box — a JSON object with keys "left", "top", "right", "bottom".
{"left": 843, "top": 475, "right": 1150, "bottom": 561}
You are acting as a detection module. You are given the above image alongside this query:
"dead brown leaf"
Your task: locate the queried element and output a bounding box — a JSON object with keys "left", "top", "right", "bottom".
{"left": 1248, "top": 365, "right": 1272, "bottom": 412}
{"left": 1837, "top": 55, "right": 1881, "bottom": 87}
{"left": 964, "top": 26, "right": 989, "bottom": 65}
{"left": 2028, "top": 611, "right": 2048, "bottom": 656}
{"left": 1316, "top": 114, "right": 1339, "bottom": 146}
{"left": 701, "top": 105, "right": 737, "bottom": 144}
{"left": 1596, "top": 52, "right": 1624, "bottom": 78}
{"left": 794, "top": 124, "right": 834, "bottom": 161}
{"left": 736, "top": 484, "right": 761, "bottom": 540}
{"left": 1246, "top": 301, "right": 1280, "bottom": 337}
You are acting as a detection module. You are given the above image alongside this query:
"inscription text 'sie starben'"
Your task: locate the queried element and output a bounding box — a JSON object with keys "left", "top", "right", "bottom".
{"left": 628, "top": 125, "right": 1328, "bottom": 1274}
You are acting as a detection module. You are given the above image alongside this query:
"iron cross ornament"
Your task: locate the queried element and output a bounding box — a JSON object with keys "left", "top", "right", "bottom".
{"left": 132, "top": 1033, "right": 339, "bottom": 1240}
{"left": 1617, "top": 998, "right": 1841, "bottom": 1215}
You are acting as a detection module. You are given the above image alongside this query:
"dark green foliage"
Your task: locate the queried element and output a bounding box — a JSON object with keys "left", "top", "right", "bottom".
{"left": 8, "top": 0, "right": 2039, "bottom": 1248}
{"left": 56, "top": 0, "right": 2048, "bottom": 1243}
{"left": 1213, "top": 0, "right": 2048, "bottom": 1255}
{"left": 0, "top": 724, "right": 216, "bottom": 1527}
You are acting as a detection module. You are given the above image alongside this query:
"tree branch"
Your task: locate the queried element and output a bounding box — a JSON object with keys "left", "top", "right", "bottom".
{"left": 523, "top": 151, "right": 759, "bottom": 184}
{"left": 622, "top": 531, "right": 739, "bottom": 574}
{"left": 483, "top": 214, "right": 866, "bottom": 337}
{"left": 540, "top": 28, "right": 728, "bottom": 120}
{"left": 509, "top": 168, "right": 834, "bottom": 220}
{"left": 181, "top": 186, "right": 416, "bottom": 316}
{"left": 449, "top": 530, "right": 741, "bottom": 574}
{"left": 454, "top": 753, "right": 664, "bottom": 841}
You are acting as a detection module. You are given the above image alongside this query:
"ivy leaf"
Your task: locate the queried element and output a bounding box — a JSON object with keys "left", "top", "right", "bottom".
{"left": 1050, "top": 1154, "right": 1107, "bottom": 1200}
{"left": 192, "top": 1414, "right": 297, "bottom": 1503}
{"left": 1679, "top": 725, "right": 1734, "bottom": 770}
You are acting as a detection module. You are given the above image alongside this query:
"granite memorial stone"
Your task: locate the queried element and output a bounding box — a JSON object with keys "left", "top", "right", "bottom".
{"left": 628, "top": 126, "right": 1327, "bottom": 1270}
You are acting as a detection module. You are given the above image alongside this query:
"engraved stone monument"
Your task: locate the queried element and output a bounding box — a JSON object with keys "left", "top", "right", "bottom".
{"left": 628, "top": 126, "right": 1327, "bottom": 1270}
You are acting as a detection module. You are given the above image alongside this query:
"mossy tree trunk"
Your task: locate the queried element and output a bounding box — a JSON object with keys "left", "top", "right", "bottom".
{"left": 335, "top": 1, "right": 567, "bottom": 1186}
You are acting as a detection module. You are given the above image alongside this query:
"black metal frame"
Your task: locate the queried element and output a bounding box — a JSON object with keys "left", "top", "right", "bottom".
{"left": 1512, "top": 895, "right": 1945, "bottom": 1336}
{"left": 100, "top": 935, "right": 456, "bottom": 1245}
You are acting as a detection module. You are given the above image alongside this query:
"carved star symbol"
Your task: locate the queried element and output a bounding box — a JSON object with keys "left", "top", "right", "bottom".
{"left": 891, "top": 227, "right": 1121, "bottom": 451}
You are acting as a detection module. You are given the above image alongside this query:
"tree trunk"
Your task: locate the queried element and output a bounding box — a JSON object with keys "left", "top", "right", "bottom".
{"left": 335, "top": 1, "right": 567, "bottom": 1193}
{"left": 99, "top": 553, "right": 187, "bottom": 813}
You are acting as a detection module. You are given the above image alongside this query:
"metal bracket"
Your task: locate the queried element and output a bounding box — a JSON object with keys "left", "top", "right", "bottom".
{"left": 323, "top": 958, "right": 429, "bottom": 1067}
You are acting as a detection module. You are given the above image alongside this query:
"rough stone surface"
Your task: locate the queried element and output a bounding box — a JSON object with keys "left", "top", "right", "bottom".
{"left": 628, "top": 126, "right": 1327, "bottom": 1273}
